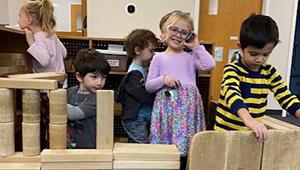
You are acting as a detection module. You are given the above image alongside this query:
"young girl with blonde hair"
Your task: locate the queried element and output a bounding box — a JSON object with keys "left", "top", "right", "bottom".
{"left": 18, "top": 0, "right": 67, "bottom": 148}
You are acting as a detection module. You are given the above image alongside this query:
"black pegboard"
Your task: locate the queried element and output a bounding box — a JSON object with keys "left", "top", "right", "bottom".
{"left": 114, "top": 116, "right": 128, "bottom": 137}
{"left": 61, "top": 39, "right": 89, "bottom": 59}
{"left": 67, "top": 72, "right": 78, "bottom": 87}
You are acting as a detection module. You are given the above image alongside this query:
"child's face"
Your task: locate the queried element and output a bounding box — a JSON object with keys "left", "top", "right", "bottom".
{"left": 79, "top": 73, "right": 107, "bottom": 92}
{"left": 140, "top": 42, "right": 156, "bottom": 66}
{"left": 164, "top": 19, "right": 190, "bottom": 52}
{"left": 241, "top": 42, "right": 275, "bottom": 71}
{"left": 18, "top": 8, "right": 30, "bottom": 30}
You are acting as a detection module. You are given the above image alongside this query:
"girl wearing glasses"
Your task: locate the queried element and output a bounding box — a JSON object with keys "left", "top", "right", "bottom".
{"left": 145, "top": 10, "right": 215, "bottom": 160}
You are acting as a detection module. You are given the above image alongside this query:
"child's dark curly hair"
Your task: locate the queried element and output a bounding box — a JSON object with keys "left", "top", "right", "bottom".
{"left": 124, "top": 29, "right": 159, "bottom": 59}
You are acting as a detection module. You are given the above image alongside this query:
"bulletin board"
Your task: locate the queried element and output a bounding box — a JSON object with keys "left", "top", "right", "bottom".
{"left": 87, "top": 0, "right": 200, "bottom": 38}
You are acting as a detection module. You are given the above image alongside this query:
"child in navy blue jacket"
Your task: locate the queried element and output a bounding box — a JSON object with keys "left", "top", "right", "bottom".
{"left": 115, "top": 29, "right": 159, "bottom": 143}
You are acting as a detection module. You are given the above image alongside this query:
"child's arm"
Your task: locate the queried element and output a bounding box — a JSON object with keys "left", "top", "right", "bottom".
{"left": 221, "top": 64, "right": 268, "bottom": 140}
{"left": 67, "top": 94, "right": 96, "bottom": 121}
{"left": 125, "top": 70, "right": 153, "bottom": 105}
{"left": 145, "top": 55, "right": 165, "bottom": 93}
{"left": 184, "top": 32, "right": 215, "bottom": 71}
{"left": 269, "top": 66, "right": 300, "bottom": 117}
{"left": 237, "top": 108, "right": 268, "bottom": 141}
{"left": 67, "top": 104, "right": 86, "bottom": 120}
{"left": 192, "top": 45, "right": 216, "bottom": 71}
{"left": 27, "top": 33, "right": 51, "bottom": 67}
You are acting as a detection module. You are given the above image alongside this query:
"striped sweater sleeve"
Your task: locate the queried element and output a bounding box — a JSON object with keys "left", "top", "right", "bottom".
{"left": 269, "top": 66, "right": 300, "bottom": 116}
{"left": 221, "top": 64, "right": 248, "bottom": 114}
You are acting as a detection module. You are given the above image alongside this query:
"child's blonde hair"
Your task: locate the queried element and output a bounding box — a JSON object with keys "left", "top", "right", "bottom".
{"left": 160, "top": 10, "right": 194, "bottom": 41}
{"left": 21, "top": 0, "right": 56, "bottom": 36}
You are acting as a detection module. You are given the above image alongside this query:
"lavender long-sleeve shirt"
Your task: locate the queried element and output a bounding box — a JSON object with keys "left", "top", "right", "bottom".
{"left": 145, "top": 45, "right": 215, "bottom": 93}
{"left": 27, "top": 31, "right": 67, "bottom": 73}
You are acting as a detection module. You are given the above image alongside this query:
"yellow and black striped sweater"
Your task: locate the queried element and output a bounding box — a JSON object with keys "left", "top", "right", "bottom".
{"left": 214, "top": 58, "right": 300, "bottom": 130}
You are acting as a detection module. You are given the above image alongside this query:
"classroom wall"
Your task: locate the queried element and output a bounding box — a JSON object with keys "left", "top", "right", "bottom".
{"left": 87, "top": 0, "right": 200, "bottom": 38}
{"left": 5, "top": 0, "right": 80, "bottom": 31}
{"left": 53, "top": 0, "right": 81, "bottom": 32}
{"left": 263, "top": 0, "right": 298, "bottom": 110}
{"left": 0, "top": 0, "right": 9, "bottom": 24}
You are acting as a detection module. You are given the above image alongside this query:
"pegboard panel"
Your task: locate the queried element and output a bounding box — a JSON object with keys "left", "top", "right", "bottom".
{"left": 67, "top": 72, "right": 78, "bottom": 87}
{"left": 61, "top": 39, "right": 89, "bottom": 59}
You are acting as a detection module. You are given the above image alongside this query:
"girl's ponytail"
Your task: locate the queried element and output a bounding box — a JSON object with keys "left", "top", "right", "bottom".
{"left": 40, "top": 0, "right": 56, "bottom": 36}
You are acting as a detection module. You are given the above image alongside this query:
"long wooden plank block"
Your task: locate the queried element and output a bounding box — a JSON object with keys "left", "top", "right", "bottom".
{"left": 114, "top": 143, "right": 179, "bottom": 161}
{"left": 41, "top": 161, "right": 112, "bottom": 170}
{"left": 261, "top": 129, "right": 300, "bottom": 170}
{"left": 263, "top": 115, "right": 300, "bottom": 129}
{"left": 188, "top": 131, "right": 228, "bottom": 170}
{"left": 8, "top": 72, "right": 66, "bottom": 82}
{"left": 0, "top": 152, "right": 40, "bottom": 163}
{"left": 261, "top": 118, "right": 290, "bottom": 130}
{"left": 96, "top": 90, "right": 114, "bottom": 150}
{"left": 0, "top": 78, "right": 57, "bottom": 90}
{"left": 113, "top": 160, "right": 180, "bottom": 169}
{"left": 41, "top": 149, "right": 112, "bottom": 162}
{"left": 226, "top": 131, "right": 263, "bottom": 170}
{"left": 0, "top": 163, "right": 41, "bottom": 170}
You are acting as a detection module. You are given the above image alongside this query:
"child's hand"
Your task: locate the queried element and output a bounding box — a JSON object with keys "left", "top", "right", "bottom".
{"left": 163, "top": 75, "right": 181, "bottom": 88}
{"left": 184, "top": 32, "right": 199, "bottom": 49}
{"left": 237, "top": 108, "right": 268, "bottom": 142}
{"left": 24, "top": 28, "right": 34, "bottom": 46}
{"left": 244, "top": 118, "right": 268, "bottom": 142}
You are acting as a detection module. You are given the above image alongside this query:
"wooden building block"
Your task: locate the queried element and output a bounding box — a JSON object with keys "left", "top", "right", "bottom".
{"left": 41, "top": 149, "right": 113, "bottom": 170}
{"left": 41, "top": 161, "right": 112, "bottom": 170}
{"left": 0, "top": 78, "right": 58, "bottom": 90}
{"left": 8, "top": 72, "right": 66, "bottom": 82}
{"left": 0, "top": 88, "right": 14, "bottom": 123}
{"left": 0, "top": 152, "right": 40, "bottom": 163}
{"left": 261, "top": 118, "right": 290, "bottom": 130}
{"left": 96, "top": 90, "right": 114, "bottom": 150}
{"left": 0, "top": 53, "right": 26, "bottom": 60}
{"left": 22, "top": 122, "right": 40, "bottom": 156}
{"left": 226, "top": 131, "right": 263, "bottom": 170}
{"left": 22, "top": 90, "right": 40, "bottom": 123}
{"left": 41, "top": 149, "right": 112, "bottom": 162}
{"left": 49, "top": 89, "right": 67, "bottom": 125}
{"left": 113, "top": 160, "right": 180, "bottom": 170}
{"left": 0, "top": 122, "right": 15, "bottom": 157}
{"left": 114, "top": 143, "right": 179, "bottom": 161}
{"left": 49, "top": 124, "right": 66, "bottom": 149}
{"left": 0, "top": 66, "right": 30, "bottom": 76}
{"left": 261, "top": 129, "right": 300, "bottom": 170}
{"left": 0, "top": 163, "right": 41, "bottom": 170}
{"left": 188, "top": 131, "right": 228, "bottom": 170}
{"left": 263, "top": 115, "right": 300, "bottom": 129}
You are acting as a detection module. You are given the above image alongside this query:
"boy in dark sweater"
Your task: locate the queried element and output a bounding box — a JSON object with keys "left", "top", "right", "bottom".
{"left": 67, "top": 48, "right": 110, "bottom": 148}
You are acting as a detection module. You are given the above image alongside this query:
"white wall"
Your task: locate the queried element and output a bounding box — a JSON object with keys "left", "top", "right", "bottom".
{"left": 262, "top": 0, "right": 299, "bottom": 111}
{"left": 87, "top": 0, "right": 200, "bottom": 38}
{"left": 0, "top": 0, "right": 9, "bottom": 24}
{"left": 5, "top": 0, "right": 80, "bottom": 31}
{"left": 53, "top": 0, "right": 81, "bottom": 32}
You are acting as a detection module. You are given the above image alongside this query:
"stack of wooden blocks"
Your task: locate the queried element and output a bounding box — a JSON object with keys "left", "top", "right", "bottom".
{"left": 113, "top": 143, "right": 180, "bottom": 169}
{"left": 0, "top": 88, "right": 15, "bottom": 157}
{"left": 49, "top": 89, "right": 67, "bottom": 149}
{"left": 0, "top": 53, "right": 30, "bottom": 76}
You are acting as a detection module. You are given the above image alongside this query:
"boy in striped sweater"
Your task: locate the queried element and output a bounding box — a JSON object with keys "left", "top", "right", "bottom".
{"left": 214, "top": 14, "right": 300, "bottom": 141}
